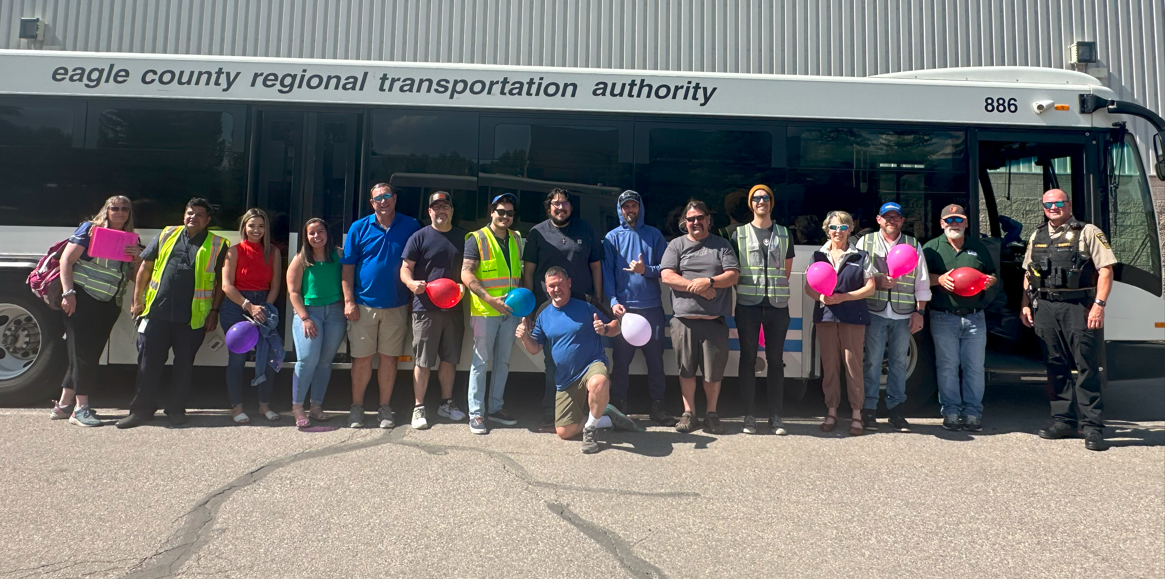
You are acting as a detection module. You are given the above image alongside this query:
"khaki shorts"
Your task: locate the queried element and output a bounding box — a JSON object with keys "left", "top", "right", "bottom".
{"left": 411, "top": 310, "right": 464, "bottom": 368}
{"left": 555, "top": 361, "right": 608, "bottom": 427}
{"left": 669, "top": 317, "right": 729, "bottom": 382}
{"left": 347, "top": 304, "right": 409, "bottom": 358}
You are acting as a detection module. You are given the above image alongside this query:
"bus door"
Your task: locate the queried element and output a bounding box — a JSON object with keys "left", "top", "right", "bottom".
{"left": 251, "top": 110, "right": 361, "bottom": 356}
{"left": 974, "top": 130, "right": 1094, "bottom": 371}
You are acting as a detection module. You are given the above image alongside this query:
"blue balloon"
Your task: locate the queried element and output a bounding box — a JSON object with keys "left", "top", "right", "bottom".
{"left": 504, "top": 288, "right": 536, "bottom": 317}
{"left": 225, "top": 321, "right": 259, "bottom": 354}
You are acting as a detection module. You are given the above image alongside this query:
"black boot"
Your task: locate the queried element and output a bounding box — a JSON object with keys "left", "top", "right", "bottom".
{"left": 649, "top": 400, "right": 677, "bottom": 427}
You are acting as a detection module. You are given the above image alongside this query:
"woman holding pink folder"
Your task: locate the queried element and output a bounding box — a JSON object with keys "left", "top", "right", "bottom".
{"left": 51, "top": 195, "right": 142, "bottom": 427}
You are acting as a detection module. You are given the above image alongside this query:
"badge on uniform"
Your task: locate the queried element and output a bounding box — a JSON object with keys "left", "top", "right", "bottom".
{"left": 1095, "top": 232, "right": 1111, "bottom": 249}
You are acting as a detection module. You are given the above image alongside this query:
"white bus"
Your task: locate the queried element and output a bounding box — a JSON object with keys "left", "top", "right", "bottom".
{"left": 2, "top": 50, "right": 1162, "bottom": 409}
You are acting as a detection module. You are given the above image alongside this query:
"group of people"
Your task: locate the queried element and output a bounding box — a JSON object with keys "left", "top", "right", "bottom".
{"left": 49, "top": 184, "right": 1117, "bottom": 452}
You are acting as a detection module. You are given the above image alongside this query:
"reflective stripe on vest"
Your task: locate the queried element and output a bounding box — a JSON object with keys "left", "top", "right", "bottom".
{"left": 467, "top": 227, "right": 523, "bottom": 317}
{"left": 73, "top": 256, "right": 128, "bottom": 303}
{"left": 734, "top": 224, "right": 790, "bottom": 307}
{"left": 858, "top": 233, "right": 919, "bottom": 315}
{"left": 141, "top": 226, "right": 227, "bottom": 329}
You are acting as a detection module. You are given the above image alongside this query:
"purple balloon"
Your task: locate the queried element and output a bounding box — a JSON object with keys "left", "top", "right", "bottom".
{"left": 225, "top": 321, "right": 259, "bottom": 354}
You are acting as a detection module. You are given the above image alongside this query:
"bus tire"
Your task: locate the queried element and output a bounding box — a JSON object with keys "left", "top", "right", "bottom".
{"left": 0, "top": 284, "right": 67, "bottom": 406}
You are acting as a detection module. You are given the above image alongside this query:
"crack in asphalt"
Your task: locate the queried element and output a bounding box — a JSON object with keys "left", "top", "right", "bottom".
{"left": 548, "top": 502, "right": 670, "bottom": 579}
{"left": 0, "top": 557, "right": 139, "bottom": 579}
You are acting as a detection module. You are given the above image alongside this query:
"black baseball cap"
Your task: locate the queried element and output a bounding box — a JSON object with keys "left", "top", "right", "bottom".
{"left": 428, "top": 191, "right": 453, "bottom": 207}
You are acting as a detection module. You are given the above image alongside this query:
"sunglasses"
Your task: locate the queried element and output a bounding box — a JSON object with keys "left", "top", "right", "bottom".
{"left": 372, "top": 193, "right": 394, "bottom": 202}
{"left": 751, "top": 195, "right": 771, "bottom": 203}
{"left": 944, "top": 217, "right": 966, "bottom": 224}
{"left": 494, "top": 209, "right": 516, "bottom": 218}
{"left": 828, "top": 224, "right": 850, "bottom": 232}
{"left": 684, "top": 214, "right": 707, "bottom": 223}
{"left": 108, "top": 206, "right": 131, "bottom": 213}
{"left": 1042, "top": 201, "right": 1067, "bottom": 209}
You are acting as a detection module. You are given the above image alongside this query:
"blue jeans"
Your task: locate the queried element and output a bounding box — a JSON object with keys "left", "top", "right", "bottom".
{"left": 863, "top": 314, "right": 912, "bottom": 410}
{"left": 221, "top": 290, "right": 274, "bottom": 407}
{"left": 610, "top": 306, "right": 667, "bottom": 402}
{"left": 468, "top": 314, "right": 520, "bottom": 418}
{"left": 291, "top": 301, "right": 347, "bottom": 406}
{"left": 929, "top": 310, "right": 987, "bottom": 417}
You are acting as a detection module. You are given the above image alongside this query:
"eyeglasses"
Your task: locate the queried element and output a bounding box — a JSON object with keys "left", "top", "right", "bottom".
{"left": 494, "top": 209, "right": 516, "bottom": 218}
{"left": 550, "top": 201, "right": 571, "bottom": 209}
{"left": 1042, "top": 201, "right": 1067, "bottom": 209}
{"left": 372, "top": 193, "right": 394, "bottom": 203}
{"left": 684, "top": 214, "right": 707, "bottom": 223}
{"left": 751, "top": 195, "right": 771, "bottom": 203}
{"left": 430, "top": 203, "right": 452, "bottom": 210}
{"left": 827, "top": 224, "right": 850, "bottom": 232}
{"left": 943, "top": 217, "right": 966, "bottom": 224}
{"left": 108, "top": 206, "right": 131, "bottom": 213}
{"left": 880, "top": 213, "right": 904, "bottom": 221}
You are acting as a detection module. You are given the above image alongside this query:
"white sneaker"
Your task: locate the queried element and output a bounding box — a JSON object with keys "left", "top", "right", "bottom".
{"left": 437, "top": 400, "right": 467, "bottom": 421}
{"left": 411, "top": 406, "right": 429, "bottom": 430}
{"left": 469, "top": 415, "right": 487, "bottom": 435}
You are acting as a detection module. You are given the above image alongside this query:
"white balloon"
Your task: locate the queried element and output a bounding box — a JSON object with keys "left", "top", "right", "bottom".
{"left": 621, "top": 313, "right": 651, "bottom": 347}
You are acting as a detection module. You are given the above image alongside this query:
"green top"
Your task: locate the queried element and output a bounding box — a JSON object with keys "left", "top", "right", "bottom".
{"left": 922, "top": 235, "right": 996, "bottom": 311}
{"left": 302, "top": 250, "right": 342, "bottom": 306}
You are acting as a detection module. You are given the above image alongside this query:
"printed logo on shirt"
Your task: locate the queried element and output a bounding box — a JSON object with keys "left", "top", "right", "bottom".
{"left": 965, "top": 250, "right": 979, "bottom": 256}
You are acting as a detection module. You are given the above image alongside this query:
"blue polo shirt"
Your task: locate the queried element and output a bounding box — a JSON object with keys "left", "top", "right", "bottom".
{"left": 341, "top": 212, "right": 421, "bottom": 309}
{"left": 530, "top": 298, "right": 611, "bottom": 390}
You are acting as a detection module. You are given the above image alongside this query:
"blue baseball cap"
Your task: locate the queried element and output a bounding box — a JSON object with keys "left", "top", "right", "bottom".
{"left": 878, "top": 202, "right": 903, "bottom": 216}
{"left": 491, "top": 193, "right": 518, "bottom": 206}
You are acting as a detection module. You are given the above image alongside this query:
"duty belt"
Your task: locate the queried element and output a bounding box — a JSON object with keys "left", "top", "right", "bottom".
{"left": 1036, "top": 287, "right": 1096, "bottom": 302}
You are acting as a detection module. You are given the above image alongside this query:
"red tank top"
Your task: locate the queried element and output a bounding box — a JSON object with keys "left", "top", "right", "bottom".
{"left": 234, "top": 240, "right": 273, "bottom": 291}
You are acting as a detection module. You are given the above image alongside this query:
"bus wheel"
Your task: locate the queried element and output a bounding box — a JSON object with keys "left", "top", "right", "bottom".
{"left": 0, "top": 289, "right": 66, "bottom": 406}
{"left": 877, "top": 324, "right": 937, "bottom": 416}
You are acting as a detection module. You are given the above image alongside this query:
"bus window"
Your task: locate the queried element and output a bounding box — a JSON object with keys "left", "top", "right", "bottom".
{"left": 1108, "top": 135, "right": 1163, "bottom": 295}
{"left": 977, "top": 141, "right": 1082, "bottom": 249}
{"left": 366, "top": 110, "right": 479, "bottom": 228}
{"left": 0, "top": 101, "right": 86, "bottom": 227}
{"left": 787, "top": 126, "right": 967, "bottom": 242}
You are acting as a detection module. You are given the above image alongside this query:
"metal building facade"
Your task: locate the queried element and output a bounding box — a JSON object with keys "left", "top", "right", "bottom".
{"left": 3, "top": 0, "right": 1162, "bottom": 174}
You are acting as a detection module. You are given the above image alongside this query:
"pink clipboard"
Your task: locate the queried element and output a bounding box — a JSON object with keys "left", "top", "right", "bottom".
{"left": 88, "top": 226, "right": 140, "bottom": 262}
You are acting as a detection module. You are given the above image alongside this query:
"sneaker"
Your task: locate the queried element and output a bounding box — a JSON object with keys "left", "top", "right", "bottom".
{"left": 769, "top": 415, "right": 788, "bottom": 436}
{"left": 377, "top": 405, "right": 395, "bottom": 429}
{"left": 487, "top": 410, "right": 518, "bottom": 426}
{"left": 703, "top": 412, "right": 725, "bottom": 435}
{"left": 942, "top": 414, "right": 962, "bottom": 431}
{"left": 469, "top": 415, "right": 488, "bottom": 434}
{"left": 603, "top": 404, "right": 639, "bottom": 432}
{"left": 580, "top": 426, "right": 600, "bottom": 454}
{"left": 649, "top": 400, "right": 677, "bottom": 427}
{"left": 675, "top": 411, "right": 699, "bottom": 433}
{"left": 437, "top": 399, "right": 466, "bottom": 421}
{"left": 348, "top": 404, "right": 365, "bottom": 428}
{"left": 538, "top": 411, "right": 556, "bottom": 432}
{"left": 963, "top": 415, "right": 983, "bottom": 432}
{"left": 411, "top": 406, "right": 429, "bottom": 430}
{"left": 50, "top": 401, "right": 73, "bottom": 420}
{"left": 887, "top": 405, "right": 911, "bottom": 432}
{"left": 69, "top": 406, "right": 102, "bottom": 427}
{"left": 742, "top": 415, "right": 758, "bottom": 434}
{"left": 861, "top": 409, "right": 878, "bottom": 431}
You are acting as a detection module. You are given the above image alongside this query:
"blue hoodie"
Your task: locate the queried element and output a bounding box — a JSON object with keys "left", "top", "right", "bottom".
{"left": 602, "top": 197, "right": 668, "bottom": 309}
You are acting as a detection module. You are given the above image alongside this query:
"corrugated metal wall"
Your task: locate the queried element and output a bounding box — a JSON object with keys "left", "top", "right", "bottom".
{"left": 3, "top": 0, "right": 1162, "bottom": 162}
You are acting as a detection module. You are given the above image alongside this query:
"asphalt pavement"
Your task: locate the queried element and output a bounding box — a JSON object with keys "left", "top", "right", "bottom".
{"left": 1, "top": 370, "right": 1162, "bottom": 579}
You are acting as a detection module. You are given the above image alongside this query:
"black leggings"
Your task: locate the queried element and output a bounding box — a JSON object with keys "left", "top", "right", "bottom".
{"left": 61, "top": 289, "right": 123, "bottom": 397}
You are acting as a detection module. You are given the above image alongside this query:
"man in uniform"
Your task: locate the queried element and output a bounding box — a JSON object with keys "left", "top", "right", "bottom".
{"left": 461, "top": 194, "right": 524, "bottom": 434}
{"left": 857, "top": 202, "right": 931, "bottom": 432}
{"left": 1022, "top": 189, "right": 1117, "bottom": 451}
{"left": 118, "top": 198, "right": 228, "bottom": 428}
{"left": 730, "top": 185, "right": 795, "bottom": 435}
{"left": 401, "top": 192, "right": 469, "bottom": 429}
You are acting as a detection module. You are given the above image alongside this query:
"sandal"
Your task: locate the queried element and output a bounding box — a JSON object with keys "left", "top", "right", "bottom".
{"left": 309, "top": 404, "right": 330, "bottom": 422}
{"left": 848, "top": 418, "right": 864, "bottom": 436}
{"left": 232, "top": 411, "right": 251, "bottom": 424}
{"left": 820, "top": 415, "right": 837, "bottom": 432}
{"left": 263, "top": 409, "right": 281, "bottom": 422}
{"left": 293, "top": 406, "right": 310, "bottom": 428}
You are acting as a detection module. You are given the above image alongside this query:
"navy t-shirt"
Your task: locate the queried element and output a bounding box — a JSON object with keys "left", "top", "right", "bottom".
{"left": 402, "top": 224, "right": 469, "bottom": 312}
{"left": 522, "top": 219, "right": 603, "bottom": 304}
{"left": 530, "top": 298, "right": 611, "bottom": 390}
{"left": 341, "top": 213, "right": 421, "bottom": 310}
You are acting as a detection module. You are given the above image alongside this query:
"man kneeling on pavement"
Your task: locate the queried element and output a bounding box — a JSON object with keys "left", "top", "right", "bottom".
{"left": 516, "top": 266, "right": 638, "bottom": 453}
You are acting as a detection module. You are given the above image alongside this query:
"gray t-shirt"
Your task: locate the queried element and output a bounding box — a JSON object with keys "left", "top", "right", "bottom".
{"left": 660, "top": 234, "right": 740, "bottom": 318}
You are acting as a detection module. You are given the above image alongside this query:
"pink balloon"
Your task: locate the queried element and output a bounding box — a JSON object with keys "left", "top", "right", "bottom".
{"left": 886, "top": 244, "right": 919, "bottom": 278}
{"left": 806, "top": 262, "right": 837, "bottom": 296}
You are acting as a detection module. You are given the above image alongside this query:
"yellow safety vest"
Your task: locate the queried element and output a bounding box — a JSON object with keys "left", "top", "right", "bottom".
{"left": 141, "top": 226, "right": 228, "bottom": 329}
{"left": 733, "top": 223, "right": 791, "bottom": 307}
{"left": 858, "top": 233, "right": 920, "bottom": 315}
{"left": 467, "top": 227, "right": 523, "bottom": 317}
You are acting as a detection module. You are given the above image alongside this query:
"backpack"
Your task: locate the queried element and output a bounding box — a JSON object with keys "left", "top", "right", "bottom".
{"left": 27, "top": 239, "right": 70, "bottom": 310}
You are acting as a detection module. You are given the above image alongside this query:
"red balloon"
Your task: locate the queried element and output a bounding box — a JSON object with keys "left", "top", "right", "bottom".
{"left": 425, "top": 278, "right": 462, "bottom": 309}
{"left": 949, "top": 267, "right": 988, "bottom": 297}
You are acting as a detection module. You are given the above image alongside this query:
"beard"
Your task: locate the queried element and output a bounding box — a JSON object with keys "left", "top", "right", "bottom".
{"left": 945, "top": 228, "right": 964, "bottom": 240}
{"left": 550, "top": 215, "right": 570, "bottom": 227}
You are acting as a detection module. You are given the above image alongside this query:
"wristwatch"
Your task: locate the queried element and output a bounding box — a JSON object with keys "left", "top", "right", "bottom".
{"left": 1094, "top": 298, "right": 1106, "bottom": 307}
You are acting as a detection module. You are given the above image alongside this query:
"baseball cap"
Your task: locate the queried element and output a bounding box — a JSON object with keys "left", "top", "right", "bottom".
{"left": 618, "top": 190, "right": 642, "bottom": 207}
{"left": 427, "top": 191, "right": 453, "bottom": 207}
{"left": 491, "top": 193, "right": 518, "bottom": 206}
{"left": 940, "top": 204, "right": 967, "bottom": 219}
{"left": 878, "top": 202, "right": 903, "bottom": 216}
